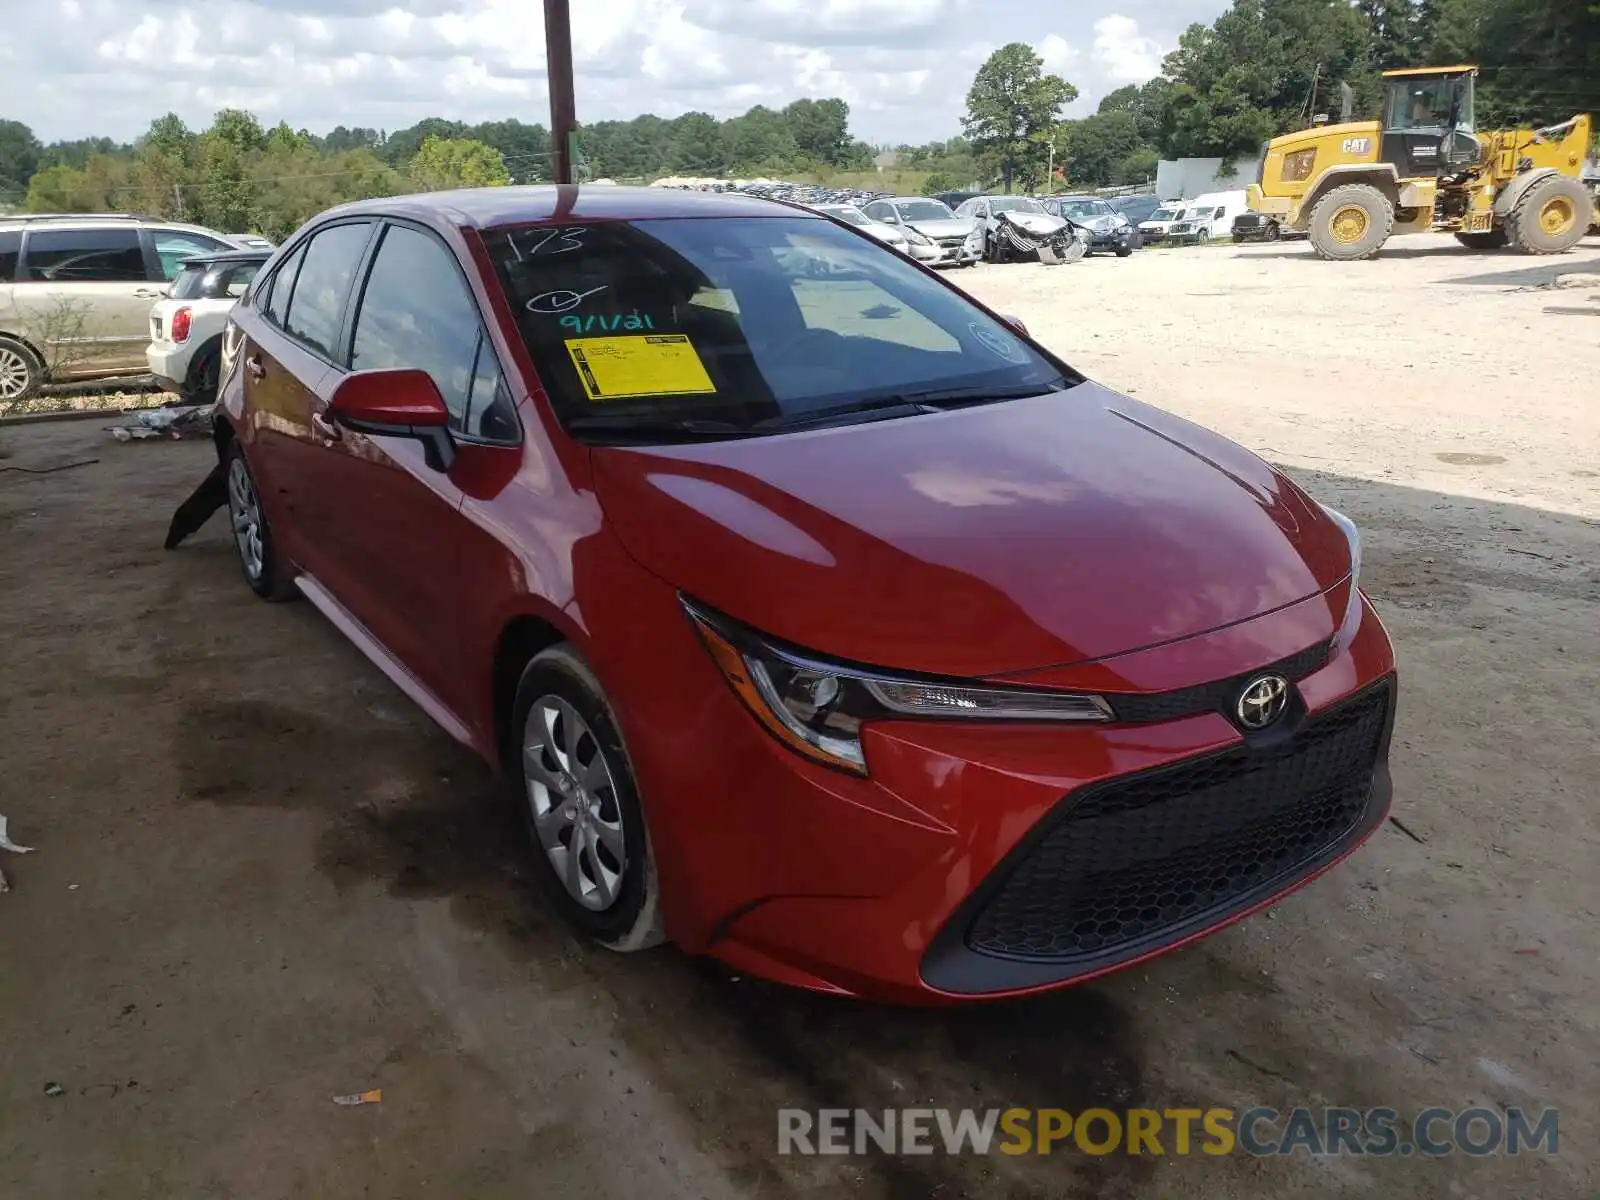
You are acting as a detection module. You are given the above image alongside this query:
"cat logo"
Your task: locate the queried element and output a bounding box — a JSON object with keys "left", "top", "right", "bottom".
{"left": 1341, "top": 137, "right": 1372, "bottom": 155}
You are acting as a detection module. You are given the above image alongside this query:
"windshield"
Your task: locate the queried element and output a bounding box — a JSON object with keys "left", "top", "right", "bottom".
{"left": 894, "top": 200, "right": 954, "bottom": 222}
{"left": 1060, "top": 200, "right": 1115, "bottom": 220}
{"left": 481, "top": 215, "right": 1073, "bottom": 442}
{"left": 990, "top": 197, "right": 1045, "bottom": 215}
{"left": 1148, "top": 208, "right": 1177, "bottom": 222}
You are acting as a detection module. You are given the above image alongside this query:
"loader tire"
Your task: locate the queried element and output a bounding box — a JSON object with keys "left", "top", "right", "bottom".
{"left": 1308, "top": 183, "right": 1395, "bottom": 261}
{"left": 1455, "top": 229, "right": 1510, "bottom": 250}
{"left": 1505, "top": 175, "right": 1593, "bottom": 255}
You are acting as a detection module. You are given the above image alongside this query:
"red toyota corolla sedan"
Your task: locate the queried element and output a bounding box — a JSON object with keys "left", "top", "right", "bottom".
{"left": 207, "top": 185, "right": 1396, "bottom": 1004}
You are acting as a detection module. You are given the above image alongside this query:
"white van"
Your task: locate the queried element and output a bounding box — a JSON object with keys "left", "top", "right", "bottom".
{"left": 1166, "top": 190, "right": 1249, "bottom": 244}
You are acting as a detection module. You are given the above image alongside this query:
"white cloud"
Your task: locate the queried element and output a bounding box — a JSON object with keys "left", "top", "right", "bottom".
{"left": 1092, "top": 14, "right": 1169, "bottom": 85}
{"left": 3, "top": 0, "right": 1213, "bottom": 148}
{"left": 1038, "top": 34, "right": 1081, "bottom": 78}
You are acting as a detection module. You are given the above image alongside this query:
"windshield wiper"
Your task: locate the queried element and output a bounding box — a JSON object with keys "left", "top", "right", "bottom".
{"left": 564, "top": 413, "right": 746, "bottom": 441}
{"left": 753, "top": 397, "right": 939, "bottom": 431}
{"left": 893, "top": 381, "right": 1075, "bottom": 408}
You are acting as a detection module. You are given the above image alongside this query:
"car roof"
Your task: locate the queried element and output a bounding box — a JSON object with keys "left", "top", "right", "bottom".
{"left": 0, "top": 215, "right": 241, "bottom": 238}
{"left": 320, "top": 185, "right": 821, "bottom": 229}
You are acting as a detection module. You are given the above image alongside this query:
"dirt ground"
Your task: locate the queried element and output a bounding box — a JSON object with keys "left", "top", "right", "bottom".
{"left": 2, "top": 233, "right": 1597, "bottom": 1199}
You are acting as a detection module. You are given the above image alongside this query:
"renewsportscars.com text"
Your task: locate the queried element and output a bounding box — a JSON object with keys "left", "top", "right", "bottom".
{"left": 777, "top": 1106, "right": 1559, "bottom": 1158}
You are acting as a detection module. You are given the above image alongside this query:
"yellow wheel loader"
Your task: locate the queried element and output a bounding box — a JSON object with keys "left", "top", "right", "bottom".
{"left": 1247, "top": 66, "right": 1595, "bottom": 261}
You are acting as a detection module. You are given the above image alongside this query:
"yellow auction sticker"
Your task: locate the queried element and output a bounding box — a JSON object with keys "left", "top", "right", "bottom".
{"left": 564, "top": 334, "right": 716, "bottom": 401}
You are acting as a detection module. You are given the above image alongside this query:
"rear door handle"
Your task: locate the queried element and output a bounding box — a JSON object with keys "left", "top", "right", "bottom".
{"left": 134, "top": 288, "right": 163, "bottom": 299}
{"left": 311, "top": 410, "right": 342, "bottom": 441}
{"left": 245, "top": 355, "right": 266, "bottom": 380}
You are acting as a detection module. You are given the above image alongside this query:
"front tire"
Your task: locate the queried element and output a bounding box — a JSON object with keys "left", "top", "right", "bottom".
{"left": 1308, "top": 183, "right": 1395, "bottom": 261}
{"left": 225, "top": 444, "right": 296, "bottom": 600}
{"left": 0, "top": 335, "right": 45, "bottom": 406}
{"left": 1506, "top": 175, "right": 1594, "bottom": 255}
{"left": 512, "top": 645, "right": 665, "bottom": 953}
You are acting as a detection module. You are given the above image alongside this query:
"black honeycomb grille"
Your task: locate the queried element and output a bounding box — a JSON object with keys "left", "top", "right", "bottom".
{"left": 1104, "top": 640, "right": 1332, "bottom": 726}
{"left": 966, "top": 683, "right": 1390, "bottom": 963}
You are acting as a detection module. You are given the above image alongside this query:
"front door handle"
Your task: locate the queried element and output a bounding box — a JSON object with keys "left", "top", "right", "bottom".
{"left": 244, "top": 355, "right": 266, "bottom": 380}
{"left": 311, "top": 410, "right": 342, "bottom": 441}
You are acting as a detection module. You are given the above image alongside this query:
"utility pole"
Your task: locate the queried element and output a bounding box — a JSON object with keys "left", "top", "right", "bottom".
{"left": 544, "top": 0, "right": 576, "bottom": 185}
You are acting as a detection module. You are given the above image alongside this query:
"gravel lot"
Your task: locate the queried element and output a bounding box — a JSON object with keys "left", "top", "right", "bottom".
{"left": 2, "top": 233, "right": 1597, "bottom": 1199}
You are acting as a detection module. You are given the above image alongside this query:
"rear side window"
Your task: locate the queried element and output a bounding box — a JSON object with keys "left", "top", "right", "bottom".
{"left": 168, "top": 263, "right": 213, "bottom": 301}
{"left": 21, "top": 227, "right": 146, "bottom": 282}
{"left": 350, "top": 224, "right": 517, "bottom": 442}
{"left": 151, "top": 230, "right": 231, "bottom": 281}
{"left": 0, "top": 230, "right": 19, "bottom": 281}
{"left": 282, "top": 222, "right": 372, "bottom": 357}
{"left": 262, "top": 244, "right": 305, "bottom": 324}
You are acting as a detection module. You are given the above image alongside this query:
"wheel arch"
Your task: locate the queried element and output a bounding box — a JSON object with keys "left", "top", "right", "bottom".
{"left": 0, "top": 329, "right": 50, "bottom": 374}
{"left": 490, "top": 611, "right": 578, "bottom": 771}
{"left": 1493, "top": 168, "right": 1561, "bottom": 218}
{"left": 1298, "top": 167, "right": 1399, "bottom": 227}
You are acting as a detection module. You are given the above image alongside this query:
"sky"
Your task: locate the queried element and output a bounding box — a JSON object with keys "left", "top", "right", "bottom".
{"left": 0, "top": 0, "right": 1230, "bottom": 147}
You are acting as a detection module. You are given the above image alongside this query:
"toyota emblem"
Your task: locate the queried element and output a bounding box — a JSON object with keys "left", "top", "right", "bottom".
{"left": 1236, "top": 675, "right": 1290, "bottom": 730}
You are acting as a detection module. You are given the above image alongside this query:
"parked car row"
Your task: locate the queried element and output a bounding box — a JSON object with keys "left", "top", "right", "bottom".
{"left": 0, "top": 212, "right": 272, "bottom": 403}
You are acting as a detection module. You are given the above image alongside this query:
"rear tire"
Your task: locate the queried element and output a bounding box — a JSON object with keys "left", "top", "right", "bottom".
{"left": 1265, "top": 222, "right": 1282, "bottom": 242}
{"left": 180, "top": 343, "right": 221, "bottom": 405}
{"left": 0, "top": 335, "right": 45, "bottom": 406}
{"left": 511, "top": 645, "right": 665, "bottom": 953}
{"left": 225, "top": 444, "right": 296, "bottom": 601}
{"left": 1505, "top": 175, "right": 1593, "bottom": 255}
{"left": 1308, "top": 183, "right": 1395, "bottom": 261}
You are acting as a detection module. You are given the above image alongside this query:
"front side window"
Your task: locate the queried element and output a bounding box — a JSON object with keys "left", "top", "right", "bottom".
{"left": 350, "top": 223, "right": 517, "bottom": 442}
{"left": 21, "top": 227, "right": 146, "bottom": 282}
{"left": 1386, "top": 77, "right": 1464, "bottom": 131}
{"left": 152, "top": 230, "right": 231, "bottom": 281}
{"left": 481, "top": 215, "right": 1073, "bottom": 442}
{"left": 282, "top": 222, "right": 372, "bottom": 358}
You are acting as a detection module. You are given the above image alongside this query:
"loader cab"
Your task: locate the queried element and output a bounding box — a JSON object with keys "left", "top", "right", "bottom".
{"left": 1381, "top": 66, "right": 1480, "bottom": 180}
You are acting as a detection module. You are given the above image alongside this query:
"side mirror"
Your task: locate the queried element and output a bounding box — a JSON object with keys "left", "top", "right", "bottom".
{"left": 999, "top": 313, "right": 1030, "bottom": 338}
{"left": 328, "top": 368, "right": 456, "bottom": 472}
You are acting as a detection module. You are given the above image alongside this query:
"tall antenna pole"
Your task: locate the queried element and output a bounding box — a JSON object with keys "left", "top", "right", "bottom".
{"left": 544, "top": 0, "right": 576, "bottom": 185}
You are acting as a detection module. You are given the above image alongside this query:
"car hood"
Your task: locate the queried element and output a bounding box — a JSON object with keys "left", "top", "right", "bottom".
{"left": 997, "top": 211, "right": 1067, "bottom": 236}
{"left": 1072, "top": 214, "right": 1122, "bottom": 233}
{"left": 591, "top": 384, "right": 1353, "bottom": 678}
{"left": 906, "top": 217, "right": 977, "bottom": 239}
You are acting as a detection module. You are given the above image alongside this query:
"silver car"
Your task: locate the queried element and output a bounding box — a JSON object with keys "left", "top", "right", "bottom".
{"left": 811, "top": 204, "right": 910, "bottom": 254}
{"left": 859, "top": 197, "right": 982, "bottom": 267}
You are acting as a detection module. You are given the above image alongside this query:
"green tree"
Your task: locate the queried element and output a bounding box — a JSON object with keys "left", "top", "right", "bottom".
{"left": 404, "top": 136, "right": 510, "bottom": 191}
{"left": 669, "top": 112, "right": 727, "bottom": 175}
{"left": 962, "top": 42, "right": 1078, "bottom": 191}
{"left": 1061, "top": 111, "right": 1147, "bottom": 188}
{"left": 0, "top": 120, "right": 42, "bottom": 201}
{"left": 143, "top": 113, "right": 194, "bottom": 163}
{"left": 722, "top": 105, "right": 800, "bottom": 173}
{"left": 782, "top": 98, "right": 853, "bottom": 165}
{"left": 470, "top": 119, "right": 551, "bottom": 183}
{"left": 385, "top": 118, "right": 469, "bottom": 166}
{"left": 207, "top": 108, "right": 267, "bottom": 155}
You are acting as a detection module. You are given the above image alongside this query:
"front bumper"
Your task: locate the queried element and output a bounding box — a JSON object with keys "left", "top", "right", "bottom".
{"left": 1083, "top": 227, "right": 1140, "bottom": 252}
{"left": 611, "top": 570, "right": 1397, "bottom": 1005}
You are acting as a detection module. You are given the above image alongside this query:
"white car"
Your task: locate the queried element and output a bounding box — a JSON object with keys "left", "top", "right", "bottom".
{"left": 145, "top": 248, "right": 269, "bottom": 402}
{"left": 1165, "top": 190, "right": 1250, "bottom": 245}
{"left": 954, "top": 195, "right": 1069, "bottom": 261}
{"left": 811, "top": 204, "right": 910, "bottom": 254}
{"left": 859, "top": 197, "right": 983, "bottom": 267}
{"left": 1138, "top": 205, "right": 1187, "bottom": 244}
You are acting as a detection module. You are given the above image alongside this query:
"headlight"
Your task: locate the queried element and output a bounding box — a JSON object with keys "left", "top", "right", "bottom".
{"left": 684, "top": 598, "right": 1113, "bottom": 775}
{"left": 1282, "top": 149, "right": 1317, "bottom": 182}
{"left": 1319, "top": 503, "right": 1364, "bottom": 642}
{"left": 906, "top": 229, "right": 933, "bottom": 246}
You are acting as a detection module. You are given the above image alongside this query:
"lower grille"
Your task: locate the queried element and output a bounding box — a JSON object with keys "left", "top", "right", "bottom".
{"left": 965, "top": 682, "right": 1391, "bottom": 963}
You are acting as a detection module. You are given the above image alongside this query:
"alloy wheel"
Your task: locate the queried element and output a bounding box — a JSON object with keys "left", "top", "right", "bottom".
{"left": 227, "top": 456, "right": 265, "bottom": 582}
{"left": 523, "top": 696, "right": 627, "bottom": 911}
{"left": 0, "top": 345, "right": 32, "bottom": 401}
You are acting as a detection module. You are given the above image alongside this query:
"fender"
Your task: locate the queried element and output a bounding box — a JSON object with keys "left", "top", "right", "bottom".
{"left": 1297, "top": 165, "right": 1401, "bottom": 225}
{"left": 1493, "top": 167, "right": 1561, "bottom": 217}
